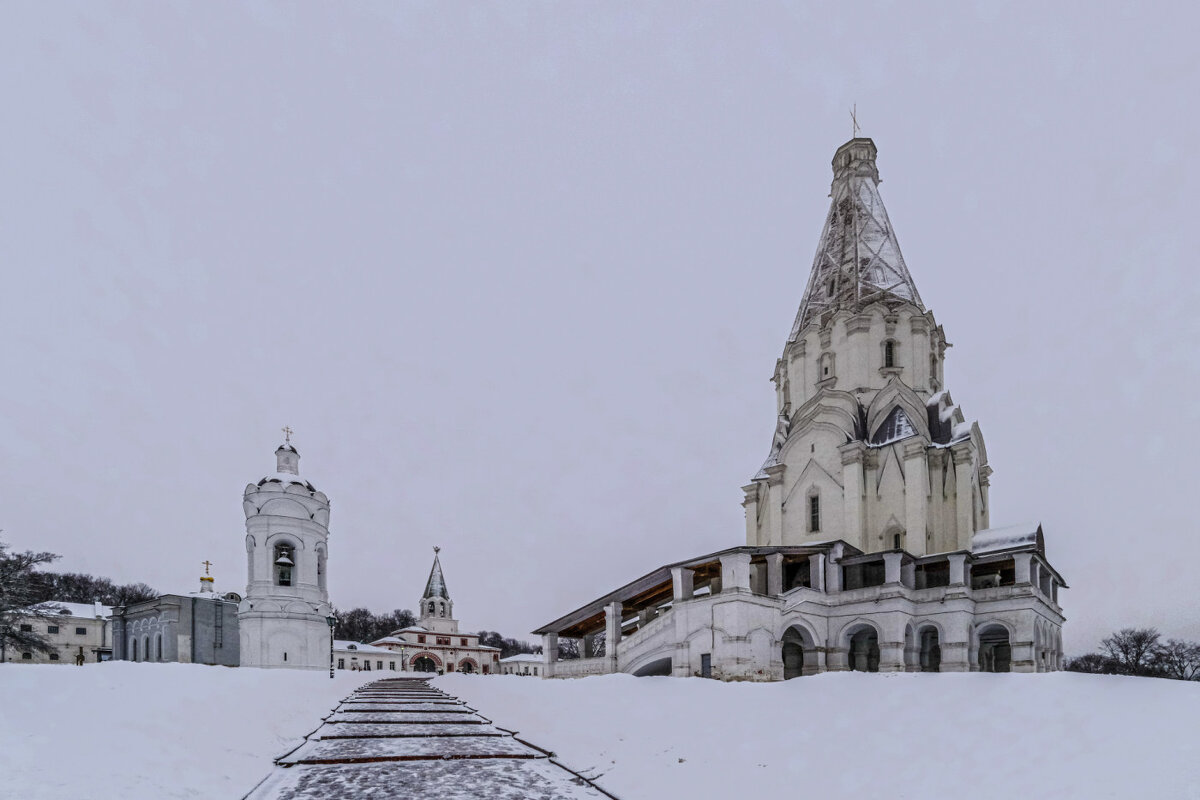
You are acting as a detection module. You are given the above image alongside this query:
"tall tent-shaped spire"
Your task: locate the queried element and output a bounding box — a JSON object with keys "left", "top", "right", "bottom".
{"left": 422, "top": 548, "right": 449, "bottom": 600}
{"left": 789, "top": 138, "right": 924, "bottom": 340}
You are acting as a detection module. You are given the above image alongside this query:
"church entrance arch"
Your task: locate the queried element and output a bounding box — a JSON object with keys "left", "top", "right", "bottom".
{"left": 457, "top": 658, "right": 478, "bottom": 674}
{"left": 845, "top": 624, "right": 880, "bottom": 672}
{"left": 977, "top": 624, "right": 1011, "bottom": 673}
{"left": 918, "top": 626, "right": 941, "bottom": 672}
{"left": 782, "top": 625, "right": 817, "bottom": 679}
{"left": 411, "top": 652, "right": 441, "bottom": 673}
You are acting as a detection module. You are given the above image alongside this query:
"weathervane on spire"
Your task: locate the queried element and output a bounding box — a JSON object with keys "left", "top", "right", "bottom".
{"left": 282, "top": 425, "right": 294, "bottom": 445}
{"left": 851, "top": 104, "right": 861, "bottom": 138}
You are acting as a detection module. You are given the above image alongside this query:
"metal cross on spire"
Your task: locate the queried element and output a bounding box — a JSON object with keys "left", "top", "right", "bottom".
{"left": 202, "top": 560, "right": 213, "bottom": 576}
{"left": 851, "top": 104, "right": 861, "bottom": 138}
{"left": 433, "top": 545, "right": 441, "bottom": 555}
{"left": 282, "top": 425, "right": 294, "bottom": 445}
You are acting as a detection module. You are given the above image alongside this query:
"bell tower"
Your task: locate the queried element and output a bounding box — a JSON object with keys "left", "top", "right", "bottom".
{"left": 237, "top": 434, "right": 333, "bottom": 669}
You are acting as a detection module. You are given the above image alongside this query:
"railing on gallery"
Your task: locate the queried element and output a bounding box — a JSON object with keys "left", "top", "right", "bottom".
{"left": 551, "top": 656, "right": 611, "bottom": 677}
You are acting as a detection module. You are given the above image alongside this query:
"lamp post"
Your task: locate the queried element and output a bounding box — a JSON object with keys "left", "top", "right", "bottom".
{"left": 326, "top": 614, "right": 336, "bottom": 679}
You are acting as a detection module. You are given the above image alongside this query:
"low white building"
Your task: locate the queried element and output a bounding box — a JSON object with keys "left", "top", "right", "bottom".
{"left": 499, "top": 653, "right": 543, "bottom": 676}
{"left": 535, "top": 137, "right": 1066, "bottom": 680}
{"left": 2, "top": 601, "right": 113, "bottom": 665}
{"left": 367, "top": 550, "right": 500, "bottom": 675}
{"left": 332, "top": 640, "right": 403, "bottom": 673}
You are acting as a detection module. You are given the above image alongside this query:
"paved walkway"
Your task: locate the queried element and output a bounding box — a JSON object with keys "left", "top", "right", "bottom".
{"left": 243, "top": 678, "right": 615, "bottom": 799}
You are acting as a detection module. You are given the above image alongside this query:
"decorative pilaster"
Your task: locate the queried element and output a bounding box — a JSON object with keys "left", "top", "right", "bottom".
{"left": 741, "top": 484, "right": 760, "bottom": 546}
{"left": 763, "top": 464, "right": 786, "bottom": 546}
{"left": 902, "top": 440, "right": 929, "bottom": 556}
{"left": 839, "top": 441, "right": 867, "bottom": 549}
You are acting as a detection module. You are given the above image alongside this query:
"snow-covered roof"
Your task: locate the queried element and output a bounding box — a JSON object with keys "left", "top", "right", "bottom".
{"left": 370, "top": 636, "right": 408, "bottom": 646}
{"left": 30, "top": 601, "right": 113, "bottom": 619}
{"left": 333, "top": 640, "right": 394, "bottom": 655}
{"left": 500, "top": 653, "right": 542, "bottom": 663}
{"left": 972, "top": 523, "right": 1044, "bottom": 556}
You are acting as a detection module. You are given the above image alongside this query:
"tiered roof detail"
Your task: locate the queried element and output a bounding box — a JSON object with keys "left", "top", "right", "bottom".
{"left": 789, "top": 138, "right": 924, "bottom": 339}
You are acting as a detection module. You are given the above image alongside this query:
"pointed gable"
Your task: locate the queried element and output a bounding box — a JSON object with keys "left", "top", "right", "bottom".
{"left": 422, "top": 553, "right": 450, "bottom": 600}
{"left": 790, "top": 138, "right": 924, "bottom": 340}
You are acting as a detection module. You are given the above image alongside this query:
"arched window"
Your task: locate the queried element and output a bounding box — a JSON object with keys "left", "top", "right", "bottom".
{"left": 130, "top": 638, "right": 138, "bottom": 662}
{"left": 155, "top": 634, "right": 163, "bottom": 662}
{"left": 884, "top": 340, "right": 897, "bottom": 368}
{"left": 142, "top": 636, "right": 149, "bottom": 663}
{"left": 316, "top": 548, "right": 327, "bottom": 593}
{"left": 274, "top": 543, "right": 295, "bottom": 587}
{"left": 808, "top": 492, "right": 821, "bottom": 533}
{"left": 428, "top": 601, "right": 436, "bottom": 615}
{"left": 439, "top": 602, "right": 446, "bottom": 618}
{"left": 930, "top": 354, "right": 938, "bottom": 386}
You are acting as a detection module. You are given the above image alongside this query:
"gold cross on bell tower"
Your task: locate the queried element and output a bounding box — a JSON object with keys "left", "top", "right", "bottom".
{"left": 282, "top": 425, "right": 294, "bottom": 445}
{"left": 851, "top": 104, "right": 861, "bottom": 138}
{"left": 202, "top": 560, "right": 213, "bottom": 576}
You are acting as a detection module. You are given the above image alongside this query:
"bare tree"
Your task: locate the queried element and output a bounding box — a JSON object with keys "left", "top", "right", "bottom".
{"left": 1064, "top": 653, "right": 1119, "bottom": 674}
{"left": 0, "top": 540, "right": 61, "bottom": 661}
{"left": 1100, "top": 628, "right": 1162, "bottom": 677}
{"left": 1153, "top": 639, "right": 1200, "bottom": 681}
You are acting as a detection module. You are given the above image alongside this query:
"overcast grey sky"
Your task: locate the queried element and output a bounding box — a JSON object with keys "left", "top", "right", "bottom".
{"left": 2, "top": 3, "right": 1196, "bottom": 654}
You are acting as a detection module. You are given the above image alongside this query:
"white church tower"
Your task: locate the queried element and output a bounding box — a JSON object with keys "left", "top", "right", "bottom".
{"left": 237, "top": 433, "right": 332, "bottom": 669}
{"left": 416, "top": 548, "right": 458, "bottom": 635}
{"left": 743, "top": 137, "right": 989, "bottom": 557}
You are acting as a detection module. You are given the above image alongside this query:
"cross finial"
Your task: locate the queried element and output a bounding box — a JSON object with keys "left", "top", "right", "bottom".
{"left": 282, "top": 425, "right": 294, "bottom": 445}
{"left": 851, "top": 104, "right": 861, "bottom": 138}
{"left": 202, "top": 560, "right": 213, "bottom": 576}
{"left": 433, "top": 545, "right": 441, "bottom": 555}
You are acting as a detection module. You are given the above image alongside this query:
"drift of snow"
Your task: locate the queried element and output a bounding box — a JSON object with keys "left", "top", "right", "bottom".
{"left": 435, "top": 671, "right": 1200, "bottom": 800}
{"left": 0, "top": 662, "right": 379, "bottom": 800}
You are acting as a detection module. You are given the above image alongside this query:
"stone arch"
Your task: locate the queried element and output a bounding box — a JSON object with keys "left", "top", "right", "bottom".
{"left": 457, "top": 657, "right": 478, "bottom": 674}
{"left": 974, "top": 621, "right": 1012, "bottom": 673}
{"left": 913, "top": 621, "right": 942, "bottom": 672}
{"left": 142, "top": 636, "right": 150, "bottom": 663}
{"left": 838, "top": 619, "right": 882, "bottom": 673}
{"left": 625, "top": 645, "right": 677, "bottom": 678}
{"left": 632, "top": 656, "right": 673, "bottom": 677}
{"left": 410, "top": 651, "right": 443, "bottom": 671}
{"left": 155, "top": 633, "right": 163, "bottom": 662}
{"left": 781, "top": 623, "right": 819, "bottom": 679}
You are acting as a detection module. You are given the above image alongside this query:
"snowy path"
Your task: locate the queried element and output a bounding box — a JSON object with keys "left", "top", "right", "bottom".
{"left": 243, "top": 677, "right": 616, "bottom": 799}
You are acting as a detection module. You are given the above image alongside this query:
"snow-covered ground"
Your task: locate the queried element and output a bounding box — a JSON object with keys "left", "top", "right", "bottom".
{"left": 0, "top": 662, "right": 380, "bottom": 800}
{"left": 2, "top": 665, "right": 1197, "bottom": 799}
{"left": 436, "top": 671, "right": 1200, "bottom": 800}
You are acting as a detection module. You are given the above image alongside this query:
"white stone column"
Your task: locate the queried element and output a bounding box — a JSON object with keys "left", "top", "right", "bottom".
{"left": 763, "top": 465, "right": 786, "bottom": 546}
{"left": 541, "top": 633, "right": 558, "bottom": 678}
{"left": 808, "top": 553, "right": 826, "bottom": 592}
{"left": 719, "top": 553, "right": 753, "bottom": 593}
{"left": 883, "top": 552, "right": 903, "bottom": 585}
{"left": 902, "top": 441, "right": 929, "bottom": 556}
{"left": 741, "top": 485, "right": 760, "bottom": 546}
{"left": 947, "top": 553, "right": 968, "bottom": 586}
{"left": 671, "top": 567, "right": 694, "bottom": 602}
{"left": 839, "top": 442, "right": 867, "bottom": 549}
{"left": 766, "top": 553, "right": 784, "bottom": 596}
{"left": 825, "top": 549, "right": 843, "bottom": 593}
{"left": 910, "top": 315, "right": 931, "bottom": 391}
{"left": 951, "top": 442, "right": 975, "bottom": 545}
{"left": 604, "top": 602, "right": 622, "bottom": 672}
{"left": 1013, "top": 552, "right": 1033, "bottom": 585}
